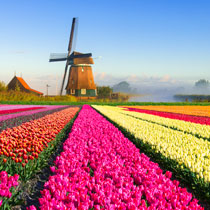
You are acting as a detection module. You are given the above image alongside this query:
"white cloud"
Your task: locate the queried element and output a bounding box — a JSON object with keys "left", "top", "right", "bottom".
{"left": 160, "top": 74, "right": 170, "bottom": 82}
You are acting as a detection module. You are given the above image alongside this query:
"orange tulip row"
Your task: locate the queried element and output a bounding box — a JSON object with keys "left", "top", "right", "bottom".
{"left": 0, "top": 107, "right": 79, "bottom": 170}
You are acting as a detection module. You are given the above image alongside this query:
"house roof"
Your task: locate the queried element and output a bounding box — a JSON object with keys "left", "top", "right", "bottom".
{"left": 16, "top": 77, "right": 43, "bottom": 95}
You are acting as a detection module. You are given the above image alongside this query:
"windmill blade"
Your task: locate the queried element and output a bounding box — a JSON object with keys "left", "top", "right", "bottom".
{"left": 60, "top": 17, "right": 78, "bottom": 95}
{"left": 67, "top": 17, "right": 78, "bottom": 55}
{"left": 60, "top": 61, "right": 69, "bottom": 95}
{"left": 71, "top": 18, "right": 79, "bottom": 53}
{"left": 49, "top": 53, "right": 68, "bottom": 62}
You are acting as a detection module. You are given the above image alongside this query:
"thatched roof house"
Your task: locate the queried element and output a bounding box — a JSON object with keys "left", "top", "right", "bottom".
{"left": 7, "top": 76, "right": 43, "bottom": 95}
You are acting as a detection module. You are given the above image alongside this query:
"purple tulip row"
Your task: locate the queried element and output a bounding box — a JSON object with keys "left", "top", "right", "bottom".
{"left": 0, "top": 105, "right": 67, "bottom": 122}
{"left": 28, "top": 105, "right": 203, "bottom": 210}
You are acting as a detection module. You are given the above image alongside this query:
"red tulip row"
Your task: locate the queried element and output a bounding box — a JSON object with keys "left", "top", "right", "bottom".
{"left": 123, "top": 107, "right": 210, "bottom": 125}
{"left": 0, "top": 107, "right": 44, "bottom": 115}
{"left": 0, "top": 107, "right": 79, "bottom": 176}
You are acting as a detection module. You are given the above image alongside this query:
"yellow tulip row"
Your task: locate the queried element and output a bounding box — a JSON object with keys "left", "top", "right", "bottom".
{"left": 116, "top": 107, "right": 210, "bottom": 139}
{"left": 93, "top": 105, "right": 210, "bottom": 183}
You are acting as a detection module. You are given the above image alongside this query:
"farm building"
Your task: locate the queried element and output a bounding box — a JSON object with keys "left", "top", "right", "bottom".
{"left": 7, "top": 76, "right": 43, "bottom": 96}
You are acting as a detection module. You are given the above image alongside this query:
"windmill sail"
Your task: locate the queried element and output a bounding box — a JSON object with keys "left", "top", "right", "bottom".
{"left": 60, "top": 17, "right": 78, "bottom": 95}
{"left": 49, "top": 53, "right": 68, "bottom": 62}
{"left": 71, "top": 18, "right": 79, "bottom": 53}
{"left": 49, "top": 52, "right": 92, "bottom": 62}
{"left": 68, "top": 18, "right": 77, "bottom": 52}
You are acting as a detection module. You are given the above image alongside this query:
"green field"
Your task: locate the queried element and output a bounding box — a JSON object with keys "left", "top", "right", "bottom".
{"left": 1, "top": 100, "right": 210, "bottom": 106}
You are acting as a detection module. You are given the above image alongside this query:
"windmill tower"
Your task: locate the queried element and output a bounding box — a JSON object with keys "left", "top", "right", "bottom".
{"left": 49, "top": 18, "right": 97, "bottom": 98}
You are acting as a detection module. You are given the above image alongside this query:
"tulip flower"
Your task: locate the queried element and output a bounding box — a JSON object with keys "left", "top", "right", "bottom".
{"left": 93, "top": 105, "right": 210, "bottom": 183}
{"left": 123, "top": 105, "right": 210, "bottom": 118}
{"left": 36, "top": 105, "right": 203, "bottom": 209}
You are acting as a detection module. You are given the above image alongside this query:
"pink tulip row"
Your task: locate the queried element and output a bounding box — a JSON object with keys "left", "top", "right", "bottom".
{"left": 0, "top": 171, "right": 19, "bottom": 207}
{"left": 123, "top": 107, "right": 210, "bottom": 125}
{"left": 0, "top": 105, "right": 41, "bottom": 110}
{"left": 0, "top": 106, "right": 45, "bottom": 115}
{"left": 28, "top": 105, "right": 203, "bottom": 210}
{"left": 0, "top": 105, "right": 47, "bottom": 111}
{"left": 0, "top": 105, "right": 67, "bottom": 122}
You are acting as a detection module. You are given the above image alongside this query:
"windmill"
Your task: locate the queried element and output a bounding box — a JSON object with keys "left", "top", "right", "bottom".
{"left": 49, "top": 17, "right": 97, "bottom": 97}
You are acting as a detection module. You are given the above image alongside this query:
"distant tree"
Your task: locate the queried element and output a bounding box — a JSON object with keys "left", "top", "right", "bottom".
{"left": 0, "top": 81, "right": 7, "bottom": 91}
{"left": 97, "top": 86, "right": 113, "bottom": 98}
{"left": 112, "top": 81, "right": 131, "bottom": 93}
{"left": 195, "top": 79, "right": 210, "bottom": 89}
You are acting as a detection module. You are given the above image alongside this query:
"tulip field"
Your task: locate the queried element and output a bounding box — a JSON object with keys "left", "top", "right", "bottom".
{"left": 0, "top": 104, "right": 209, "bottom": 209}
{"left": 123, "top": 105, "right": 210, "bottom": 118}
{"left": 0, "top": 105, "right": 79, "bottom": 209}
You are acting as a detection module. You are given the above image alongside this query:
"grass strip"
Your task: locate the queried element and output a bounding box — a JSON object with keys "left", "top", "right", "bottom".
{"left": 1, "top": 101, "right": 210, "bottom": 106}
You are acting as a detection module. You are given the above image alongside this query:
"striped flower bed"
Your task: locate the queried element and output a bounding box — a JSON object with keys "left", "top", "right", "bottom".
{"left": 0, "top": 107, "right": 79, "bottom": 178}
{"left": 0, "top": 105, "right": 46, "bottom": 111}
{"left": 0, "top": 106, "right": 68, "bottom": 133}
{"left": 93, "top": 105, "right": 210, "bottom": 201}
{"left": 0, "top": 105, "right": 67, "bottom": 122}
{"left": 29, "top": 105, "right": 203, "bottom": 209}
{"left": 0, "top": 106, "right": 45, "bottom": 115}
{"left": 123, "top": 106, "right": 210, "bottom": 117}
{"left": 119, "top": 107, "right": 210, "bottom": 140}
{"left": 123, "top": 107, "right": 210, "bottom": 125}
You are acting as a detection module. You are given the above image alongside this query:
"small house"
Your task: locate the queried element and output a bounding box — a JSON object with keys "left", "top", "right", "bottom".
{"left": 7, "top": 76, "right": 43, "bottom": 96}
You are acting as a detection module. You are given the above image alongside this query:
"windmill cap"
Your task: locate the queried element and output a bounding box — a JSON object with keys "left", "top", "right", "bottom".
{"left": 69, "top": 51, "right": 92, "bottom": 58}
{"left": 69, "top": 51, "right": 94, "bottom": 65}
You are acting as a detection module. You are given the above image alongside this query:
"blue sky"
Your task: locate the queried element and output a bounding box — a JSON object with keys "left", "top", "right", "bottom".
{"left": 0, "top": 0, "right": 210, "bottom": 95}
